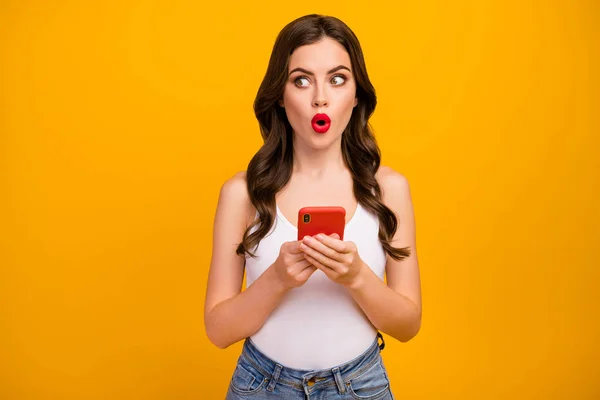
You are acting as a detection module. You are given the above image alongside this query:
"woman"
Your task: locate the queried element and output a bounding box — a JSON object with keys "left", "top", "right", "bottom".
{"left": 204, "top": 14, "right": 422, "bottom": 399}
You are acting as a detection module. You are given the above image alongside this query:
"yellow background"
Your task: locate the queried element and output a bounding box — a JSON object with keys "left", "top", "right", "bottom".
{"left": 1, "top": 0, "right": 598, "bottom": 398}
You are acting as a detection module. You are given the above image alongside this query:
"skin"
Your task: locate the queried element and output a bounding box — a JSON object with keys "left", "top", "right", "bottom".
{"left": 204, "top": 37, "right": 422, "bottom": 349}
{"left": 278, "top": 37, "right": 358, "bottom": 153}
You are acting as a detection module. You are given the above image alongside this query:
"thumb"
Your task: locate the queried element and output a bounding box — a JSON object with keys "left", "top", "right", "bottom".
{"left": 297, "top": 265, "right": 318, "bottom": 281}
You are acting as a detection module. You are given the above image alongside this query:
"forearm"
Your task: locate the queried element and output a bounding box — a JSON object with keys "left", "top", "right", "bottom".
{"left": 205, "top": 266, "right": 287, "bottom": 349}
{"left": 348, "top": 265, "right": 421, "bottom": 342}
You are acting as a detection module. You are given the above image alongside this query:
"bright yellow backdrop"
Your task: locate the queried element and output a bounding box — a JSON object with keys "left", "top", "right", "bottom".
{"left": 1, "top": 1, "right": 598, "bottom": 399}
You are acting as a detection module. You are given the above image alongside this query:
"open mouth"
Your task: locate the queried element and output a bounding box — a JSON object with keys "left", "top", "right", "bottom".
{"left": 311, "top": 113, "right": 331, "bottom": 133}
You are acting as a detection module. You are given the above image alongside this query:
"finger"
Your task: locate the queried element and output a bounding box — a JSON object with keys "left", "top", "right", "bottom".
{"left": 314, "top": 234, "right": 347, "bottom": 253}
{"left": 286, "top": 259, "right": 313, "bottom": 277}
{"left": 301, "top": 242, "right": 338, "bottom": 271}
{"left": 301, "top": 236, "right": 345, "bottom": 262}
{"left": 285, "top": 240, "right": 306, "bottom": 254}
{"left": 293, "top": 258, "right": 314, "bottom": 271}
{"left": 287, "top": 252, "right": 309, "bottom": 262}
{"left": 329, "top": 233, "right": 340, "bottom": 240}
{"left": 304, "top": 254, "right": 336, "bottom": 279}
{"left": 296, "top": 264, "right": 317, "bottom": 281}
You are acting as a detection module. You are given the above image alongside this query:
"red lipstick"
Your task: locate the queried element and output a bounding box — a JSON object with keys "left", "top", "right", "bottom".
{"left": 311, "top": 113, "right": 331, "bottom": 134}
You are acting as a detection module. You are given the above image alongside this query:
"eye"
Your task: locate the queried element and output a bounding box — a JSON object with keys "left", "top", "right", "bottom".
{"left": 331, "top": 75, "right": 346, "bottom": 85}
{"left": 294, "top": 76, "right": 310, "bottom": 87}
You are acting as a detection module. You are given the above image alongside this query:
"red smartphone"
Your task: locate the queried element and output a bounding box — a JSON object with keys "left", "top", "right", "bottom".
{"left": 297, "top": 206, "right": 346, "bottom": 241}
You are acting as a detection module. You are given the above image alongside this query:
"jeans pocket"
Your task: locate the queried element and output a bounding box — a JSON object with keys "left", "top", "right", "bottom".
{"left": 347, "top": 357, "right": 391, "bottom": 400}
{"left": 229, "top": 357, "right": 268, "bottom": 396}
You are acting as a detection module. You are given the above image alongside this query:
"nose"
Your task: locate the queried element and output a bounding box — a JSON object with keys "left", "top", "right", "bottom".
{"left": 313, "top": 98, "right": 328, "bottom": 107}
{"left": 312, "top": 86, "right": 328, "bottom": 107}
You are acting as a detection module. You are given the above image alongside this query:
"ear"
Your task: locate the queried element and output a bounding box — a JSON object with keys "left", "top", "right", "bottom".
{"left": 353, "top": 97, "right": 358, "bottom": 108}
{"left": 278, "top": 99, "right": 285, "bottom": 108}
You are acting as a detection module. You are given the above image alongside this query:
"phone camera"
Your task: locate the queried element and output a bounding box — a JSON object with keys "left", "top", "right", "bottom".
{"left": 303, "top": 214, "right": 311, "bottom": 223}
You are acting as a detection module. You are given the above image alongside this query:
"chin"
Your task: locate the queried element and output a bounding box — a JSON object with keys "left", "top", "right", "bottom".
{"left": 295, "top": 130, "right": 337, "bottom": 145}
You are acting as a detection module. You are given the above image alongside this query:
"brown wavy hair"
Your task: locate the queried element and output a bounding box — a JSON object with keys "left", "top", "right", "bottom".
{"left": 236, "top": 14, "right": 411, "bottom": 262}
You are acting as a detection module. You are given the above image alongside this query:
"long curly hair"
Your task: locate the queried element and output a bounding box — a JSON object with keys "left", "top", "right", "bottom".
{"left": 236, "top": 14, "right": 410, "bottom": 262}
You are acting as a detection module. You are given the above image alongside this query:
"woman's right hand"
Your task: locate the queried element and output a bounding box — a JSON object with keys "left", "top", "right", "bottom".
{"left": 270, "top": 241, "right": 318, "bottom": 291}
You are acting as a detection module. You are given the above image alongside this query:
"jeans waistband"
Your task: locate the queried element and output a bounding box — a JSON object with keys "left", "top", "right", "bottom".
{"left": 240, "top": 333, "right": 385, "bottom": 393}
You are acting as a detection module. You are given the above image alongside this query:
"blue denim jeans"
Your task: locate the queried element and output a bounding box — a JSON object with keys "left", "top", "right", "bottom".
{"left": 226, "top": 333, "right": 394, "bottom": 399}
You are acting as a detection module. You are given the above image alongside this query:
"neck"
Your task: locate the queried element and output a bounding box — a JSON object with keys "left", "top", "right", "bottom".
{"left": 291, "top": 136, "right": 346, "bottom": 180}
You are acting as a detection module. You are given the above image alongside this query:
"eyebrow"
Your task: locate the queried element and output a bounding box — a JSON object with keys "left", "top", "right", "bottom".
{"left": 288, "top": 65, "right": 352, "bottom": 76}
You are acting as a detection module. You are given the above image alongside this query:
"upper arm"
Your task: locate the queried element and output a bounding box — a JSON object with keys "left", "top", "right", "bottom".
{"left": 204, "top": 171, "right": 255, "bottom": 317}
{"left": 377, "top": 167, "right": 422, "bottom": 317}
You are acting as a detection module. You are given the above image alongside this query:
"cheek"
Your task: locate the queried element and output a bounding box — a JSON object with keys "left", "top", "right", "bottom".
{"left": 335, "top": 92, "right": 357, "bottom": 116}
{"left": 343, "top": 86, "right": 358, "bottom": 105}
{"left": 282, "top": 93, "right": 308, "bottom": 119}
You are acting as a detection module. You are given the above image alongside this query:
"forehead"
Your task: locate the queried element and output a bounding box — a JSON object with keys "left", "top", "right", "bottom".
{"left": 288, "top": 37, "right": 351, "bottom": 72}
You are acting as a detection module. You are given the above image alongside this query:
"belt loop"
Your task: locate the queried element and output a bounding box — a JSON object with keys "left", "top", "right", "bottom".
{"left": 332, "top": 367, "right": 346, "bottom": 394}
{"left": 377, "top": 331, "right": 385, "bottom": 351}
{"left": 266, "top": 363, "right": 283, "bottom": 392}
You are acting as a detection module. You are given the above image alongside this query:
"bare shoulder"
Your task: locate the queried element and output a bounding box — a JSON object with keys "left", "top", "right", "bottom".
{"left": 220, "top": 171, "right": 248, "bottom": 200}
{"left": 375, "top": 165, "right": 411, "bottom": 202}
{"left": 218, "top": 171, "right": 255, "bottom": 226}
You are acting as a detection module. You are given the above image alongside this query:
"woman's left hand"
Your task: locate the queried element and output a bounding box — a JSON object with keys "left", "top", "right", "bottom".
{"left": 299, "top": 233, "right": 365, "bottom": 288}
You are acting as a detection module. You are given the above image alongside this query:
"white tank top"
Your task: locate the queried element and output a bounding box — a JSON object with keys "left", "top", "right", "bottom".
{"left": 244, "top": 202, "right": 387, "bottom": 370}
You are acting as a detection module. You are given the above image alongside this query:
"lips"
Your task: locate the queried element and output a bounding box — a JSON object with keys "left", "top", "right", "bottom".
{"left": 311, "top": 113, "right": 331, "bottom": 134}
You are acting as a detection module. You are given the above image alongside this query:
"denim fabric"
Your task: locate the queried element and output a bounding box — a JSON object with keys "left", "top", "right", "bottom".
{"left": 225, "top": 334, "right": 394, "bottom": 399}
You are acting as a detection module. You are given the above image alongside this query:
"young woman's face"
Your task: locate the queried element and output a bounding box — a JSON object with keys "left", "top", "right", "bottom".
{"left": 280, "top": 37, "right": 358, "bottom": 149}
